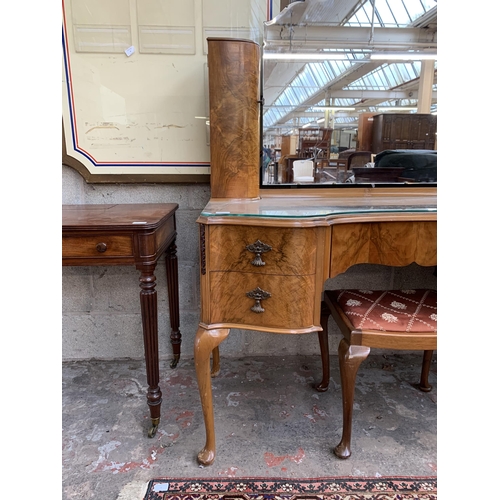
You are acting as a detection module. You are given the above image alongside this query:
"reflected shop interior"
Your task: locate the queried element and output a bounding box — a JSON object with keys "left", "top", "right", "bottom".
{"left": 258, "top": 1, "right": 437, "bottom": 189}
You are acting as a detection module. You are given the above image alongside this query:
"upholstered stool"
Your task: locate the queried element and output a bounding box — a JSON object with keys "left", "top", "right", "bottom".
{"left": 317, "top": 289, "right": 437, "bottom": 459}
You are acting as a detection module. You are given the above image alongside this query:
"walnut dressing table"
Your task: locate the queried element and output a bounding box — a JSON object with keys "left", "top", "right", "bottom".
{"left": 62, "top": 203, "right": 181, "bottom": 437}
{"left": 194, "top": 39, "right": 437, "bottom": 466}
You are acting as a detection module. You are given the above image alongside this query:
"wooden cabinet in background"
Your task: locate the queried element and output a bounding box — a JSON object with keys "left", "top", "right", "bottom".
{"left": 356, "top": 113, "right": 376, "bottom": 152}
{"left": 371, "top": 113, "right": 437, "bottom": 154}
{"left": 280, "top": 134, "right": 298, "bottom": 156}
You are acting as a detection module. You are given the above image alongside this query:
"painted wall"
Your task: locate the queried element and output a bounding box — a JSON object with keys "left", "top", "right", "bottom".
{"left": 62, "top": 0, "right": 280, "bottom": 178}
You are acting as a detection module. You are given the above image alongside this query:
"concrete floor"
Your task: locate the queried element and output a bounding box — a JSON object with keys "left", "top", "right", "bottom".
{"left": 62, "top": 352, "right": 437, "bottom": 500}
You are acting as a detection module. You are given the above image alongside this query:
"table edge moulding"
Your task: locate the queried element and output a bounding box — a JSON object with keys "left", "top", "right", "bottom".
{"left": 62, "top": 203, "right": 181, "bottom": 438}
{"left": 195, "top": 38, "right": 437, "bottom": 466}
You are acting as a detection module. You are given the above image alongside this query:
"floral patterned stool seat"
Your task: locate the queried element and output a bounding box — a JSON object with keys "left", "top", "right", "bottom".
{"left": 316, "top": 289, "right": 437, "bottom": 459}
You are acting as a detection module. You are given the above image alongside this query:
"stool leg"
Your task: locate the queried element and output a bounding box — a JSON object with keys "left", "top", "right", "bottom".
{"left": 418, "top": 350, "right": 433, "bottom": 392}
{"left": 316, "top": 301, "right": 330, "bottom": 392}
{"left": 334, "top": 339, "right": 370, "bottom": 459}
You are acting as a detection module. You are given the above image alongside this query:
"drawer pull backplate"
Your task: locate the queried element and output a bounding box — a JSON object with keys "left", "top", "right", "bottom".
{"left": 246, "top": 287, "right": 271, "bottom": 313}
{"left": 246, "top": 240, "right": 272, "bottom": 266}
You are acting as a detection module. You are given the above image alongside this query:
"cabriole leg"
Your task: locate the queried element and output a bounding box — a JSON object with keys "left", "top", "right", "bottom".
{"left": 334, "top": 339, "right": 370, "bottom": 459}
{"left": 418, "top": 350, "right": 434, "bottom": 392}
{"left": 194, "top": 326, "right": 230, "bottom": 466}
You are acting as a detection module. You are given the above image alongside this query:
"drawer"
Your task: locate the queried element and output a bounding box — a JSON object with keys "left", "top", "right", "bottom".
{"left": 329, "top": 221, "right": 437, "bottom": 278}
{"left": 209, "top": 272, "right": 316, "bottom": 329}
{"left": 208, "top": 225, "right": 317, "bottom": 275}
{"left": 62, "top": 234, "right": 134, "bottom": 258}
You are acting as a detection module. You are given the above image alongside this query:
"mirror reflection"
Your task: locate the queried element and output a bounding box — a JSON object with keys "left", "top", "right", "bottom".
{"left": 260, "top": 0, "right": 437, "bottom": 187}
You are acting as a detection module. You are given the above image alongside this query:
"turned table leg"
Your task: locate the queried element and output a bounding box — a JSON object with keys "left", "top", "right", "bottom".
{"left": 138, "top": 264, "right": 162, "bottom": 438}
{"left": 165, "top": 239, "right": 182, "bottom": 368}
{"left": 334, "top": 339, "right": 370, "bottom": 459}
{"left": 194, "top": 326, "right": 230, "bottom": 466}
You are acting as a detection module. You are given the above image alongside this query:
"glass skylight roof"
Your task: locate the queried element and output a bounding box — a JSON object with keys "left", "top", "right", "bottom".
{"left": 346, "top": 62, "right": 421, "bottom": 90}
{"left": 263, "top": 0, "right": 437, "bottom": 132}
{"left": 346, "top": 0, "right": 437, "bottom": 27}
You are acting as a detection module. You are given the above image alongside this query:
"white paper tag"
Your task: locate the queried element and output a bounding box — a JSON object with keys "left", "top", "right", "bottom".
{"left": 125, "top": 46, "right": 135, "bottom": 57}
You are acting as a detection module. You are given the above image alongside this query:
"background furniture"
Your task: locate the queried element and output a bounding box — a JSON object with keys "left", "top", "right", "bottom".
{"left": 292, "top": 159, "right": 315, "bottom": 183}
{"left": 298, "top": 127, "right": 332, "bottom": 159}
{"left": 277, "top": 155, "right": 300, "bottom": 183}
{"left": 347, "top": 151, "right": 373, "bottom": 170}
{"left": 375, "top": 149, "right": 437, "bottom": 182}
{"left": 356, "top": 113, "right": 377, "bottom": 152}
{"left": 298, "top": 127, "right": 332, "bottom": 177}
{"left": 327, "top": 157, "right": 348, "bottom": 181}
{"left": 280, "top": 134, "right": 298, "bottom": 156}
{"left": 318, "top": 289, "right": 437, "bottom": 459}
{"left": 352, "top": 166, "right": 405, "bottom": 183}
{"left": 371, "top": 113, "right": 437, "bottom": 154}
{"left": 62, "top": 203, "right": 181, "bottom": 438}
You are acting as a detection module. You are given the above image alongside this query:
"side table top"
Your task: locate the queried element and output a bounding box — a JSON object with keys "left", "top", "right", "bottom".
{"left": 62, "top": 203, "right": 179, "bottom": 230}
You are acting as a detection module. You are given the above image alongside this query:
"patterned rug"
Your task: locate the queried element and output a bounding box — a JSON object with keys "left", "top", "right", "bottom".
{"left": 143, "top": 477, "right": 437, "bottom": 499}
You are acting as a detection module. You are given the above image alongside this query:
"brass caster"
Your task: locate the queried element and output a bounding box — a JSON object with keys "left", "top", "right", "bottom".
{"left": 148, "top": 418, "right": 160, "bottom": 438}
{"left": 170, "top": 354, "right": 180, "bottom": 369}
{"left": 414, "top": 382, "right": 432, "bottom": 392}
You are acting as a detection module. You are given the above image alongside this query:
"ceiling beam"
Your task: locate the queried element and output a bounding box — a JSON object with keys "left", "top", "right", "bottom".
{"left": 274, "top": 0, "right": 361, "bottom": 26}
{"left": 321, "top": 89, "right": 436, "bottom": 99}
{"left": 264, "top": 89, "right": 437, "bottom": 101}
{"left": 264, "top": 25, "right": 437, "bottom": 51}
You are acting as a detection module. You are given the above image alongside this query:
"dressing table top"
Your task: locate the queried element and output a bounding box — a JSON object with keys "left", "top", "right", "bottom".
{"left": 201, "top": 190, "right": 437, "bottom": 220}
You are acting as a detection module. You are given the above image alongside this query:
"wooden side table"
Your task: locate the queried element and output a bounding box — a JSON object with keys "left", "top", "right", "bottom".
{"left": 62, "top": 203, "right": 181, "bottom": 437}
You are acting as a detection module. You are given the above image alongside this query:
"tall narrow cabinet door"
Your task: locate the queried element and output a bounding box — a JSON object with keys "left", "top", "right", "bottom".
{"left": 411, "top": 115, "right": 437, "bottom": 150}
{"left": 391, "top": 115, "right": 413, "bottom": 149}
{"left": 207, "top": 38, "right": 260, "bottom": 199}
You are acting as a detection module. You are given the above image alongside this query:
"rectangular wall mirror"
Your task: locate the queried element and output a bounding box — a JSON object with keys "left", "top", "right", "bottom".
{"left": 260, "top": 0, "right": 437, "bottom": 189}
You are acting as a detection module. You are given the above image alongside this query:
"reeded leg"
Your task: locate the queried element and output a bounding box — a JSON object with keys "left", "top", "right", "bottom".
{"left": 138, "top": 264, "right": 162, "bottom": 438}
{"left": 194, "top": 326, "right": 230, "bottom": 466}
{"left": 211, "top": 347, "right": 220, "bottom": 377}
{"left": 334, "top": 339, "right": 370, "bottom": 459}
{"left": 165, "top": 240, "right": 182, "bottom": 368}
{"left": 418, "top": 350, "right": 434, "bottom": 392}
{"left": 316, "top": 301, "right": 331, "bottom": 392}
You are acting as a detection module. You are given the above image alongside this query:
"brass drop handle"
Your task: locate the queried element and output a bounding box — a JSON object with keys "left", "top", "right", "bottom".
{"left": 96, "top": 242, "right": 107, "bottom": 253}
{"left": 246, "top": 287, "right": 271, "bottom": 313}
{"left": 246, "top": 240, "right": 272, "bottom": 266}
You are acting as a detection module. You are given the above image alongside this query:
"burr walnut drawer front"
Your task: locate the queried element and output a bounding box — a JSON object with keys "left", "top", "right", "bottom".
{"left": 208, "top": 225, "right": 317, "bottom": 275}
{"left": 209, "top": 272, "right": 316, "bottom": 329}
{"left": 62, "top": 234, "right": 134, "bottom": 258}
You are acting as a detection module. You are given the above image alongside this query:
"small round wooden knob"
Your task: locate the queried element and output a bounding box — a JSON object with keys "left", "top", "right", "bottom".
{"left": 96, "top": 242, "right": 107, "bottom": 253}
